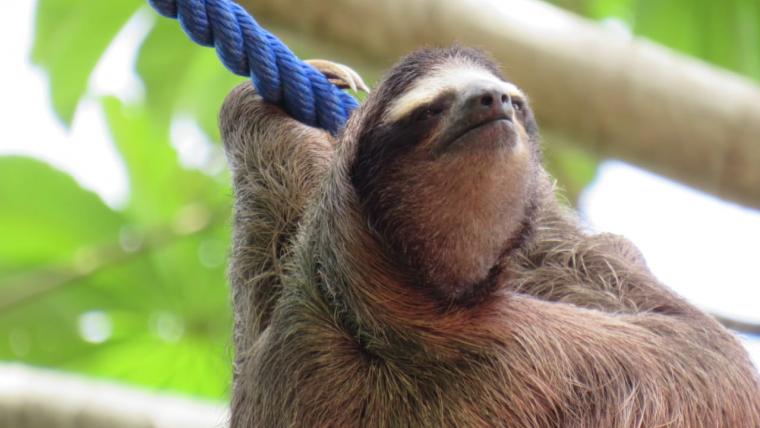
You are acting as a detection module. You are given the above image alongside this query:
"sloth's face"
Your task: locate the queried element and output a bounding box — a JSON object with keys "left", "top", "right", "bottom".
{"left": 382, "top": 64, "right": 532, "bottom": 158}
{"left": 350, "top": 48, "right": 541, "bottom": 302}
{"left": 351, "top": 52, "right": 540, "bottom": 197}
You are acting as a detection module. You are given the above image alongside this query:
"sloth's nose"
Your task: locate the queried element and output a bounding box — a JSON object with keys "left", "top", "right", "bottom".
{"left": 461, "top": 82, "right": 514, "bottom": 123}
{"left": 434, "top": 80, "right": 517, "bottom": 154}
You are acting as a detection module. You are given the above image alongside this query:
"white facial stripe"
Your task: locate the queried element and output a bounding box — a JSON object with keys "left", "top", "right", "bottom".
{"left": 385, "top": 64, "right": 524, "bottom": 123}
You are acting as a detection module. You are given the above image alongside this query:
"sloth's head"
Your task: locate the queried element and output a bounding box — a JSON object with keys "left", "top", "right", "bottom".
{"left": 348, "top": 47, "right": 542, "bottom": 304}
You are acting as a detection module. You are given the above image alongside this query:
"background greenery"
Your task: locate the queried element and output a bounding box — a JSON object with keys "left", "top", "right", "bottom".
{"left": 1, "top": 0, "right": 758, "bottom": 400}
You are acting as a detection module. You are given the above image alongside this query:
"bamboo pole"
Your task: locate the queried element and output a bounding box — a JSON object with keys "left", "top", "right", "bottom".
{"left": 243, "top": 0, "right": 760, "bottom": 208}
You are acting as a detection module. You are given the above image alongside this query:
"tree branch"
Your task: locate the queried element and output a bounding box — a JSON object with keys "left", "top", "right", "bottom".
{"left": 242, "top": 0, "right": 760, "bottom": 208}
{"left": 0, "top": 364, "right": 227, "bottom": 428}
{"left": 712, "top": 314, "right": 760, "bottom": 337}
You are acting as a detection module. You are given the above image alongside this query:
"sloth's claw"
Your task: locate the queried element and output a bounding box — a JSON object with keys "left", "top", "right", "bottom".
{"left": 305, "top": 59, "right": 370, "bottom": 94}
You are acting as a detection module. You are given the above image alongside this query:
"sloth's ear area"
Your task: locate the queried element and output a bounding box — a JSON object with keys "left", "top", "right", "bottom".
{"left": 306, "top": 59, "right": 371, "bottom": 94}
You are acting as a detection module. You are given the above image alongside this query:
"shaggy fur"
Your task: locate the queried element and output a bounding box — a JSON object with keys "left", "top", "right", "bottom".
{"left": 220, "top": 47, "right": 760, "bottom": 427}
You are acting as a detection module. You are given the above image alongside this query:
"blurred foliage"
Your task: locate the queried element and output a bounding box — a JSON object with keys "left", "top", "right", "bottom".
{"left": 32, "top": 0, "right": 142, "bottom": 124}
{"left": 1, "top": 0, "right": 758, "bottom": 400}
{"left": 581, "top": 0, "right": 760, "bottom": 81}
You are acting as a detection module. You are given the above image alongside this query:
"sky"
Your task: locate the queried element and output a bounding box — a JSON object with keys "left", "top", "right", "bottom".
{"left": 1, "top": 2, "right": 758, "bottom": 365}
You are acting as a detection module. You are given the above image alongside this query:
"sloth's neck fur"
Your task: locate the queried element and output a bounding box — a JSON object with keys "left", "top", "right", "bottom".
{"left": 304, "top": 154, "right": 550, "bottom": 359}
{"left": 374, "top": 162, "right": 538, "bottom": 306}
{"left": 433, "top": 202, "right": 536, "bottom": 306}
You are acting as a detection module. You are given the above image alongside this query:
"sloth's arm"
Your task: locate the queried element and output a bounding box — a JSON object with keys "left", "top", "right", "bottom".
{"left": 515, "top": 224, "right": 704, "bottom": 317}
{"left": 220, "top": 83, "right": 334, "bottom": 344}
{"left": 497, "top": 294, "right": 760, "bottom": 427}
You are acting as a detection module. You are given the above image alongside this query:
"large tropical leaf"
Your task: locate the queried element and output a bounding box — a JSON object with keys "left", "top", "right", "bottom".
{"left": 32, "top": 0, "right": 143, "bottom": 124}
{"left": 136, "top": 18, "right": 245, "bottom": 141}
{"left": 0, "top": 155, "right": 232, "bottom": 398}
{"left": 101, "top": 96, "right": 229, "bottom": 226}
{"left": 0, "top": 157, "right": 125, "bottom": 273}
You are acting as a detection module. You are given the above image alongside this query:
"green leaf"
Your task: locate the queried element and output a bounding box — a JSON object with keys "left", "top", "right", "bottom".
{"left": 641, "top": 0, "right": 760, "bottom": 81}
{"left": 583, "top": 0, "right": 635, "bottom": 23}
{"left": 136, "top": 18, "right": 245, "bottom": 141}
{"left": 0, "top": 156, "right": 231, "bottom": 398}
{"left": 102, "top": 96, "right": 229, "bottom": 226}
{"left": 65, "top": 333, "right": 231, "bottom": 398}
{"left": 0, "top": 255, "right": 231, "bottom": 399}
{"left": 0, "top": 156, "right": 143, "bottom": 371}
{"left": 135, "top": 19, "right": 199, "bottom": 130}
{"left": 32, "top": 0, "right": 142, "bottom": 124}
{"left": 0, "top": 157, "right": 125, "bottom": 273}
{"left": 583, "top": 0, "right": 760, "bottom": 81}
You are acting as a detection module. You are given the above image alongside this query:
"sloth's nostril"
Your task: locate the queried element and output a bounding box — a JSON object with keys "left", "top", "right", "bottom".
{"left": 481, "top": 94, "right": 494, "bottom": 106}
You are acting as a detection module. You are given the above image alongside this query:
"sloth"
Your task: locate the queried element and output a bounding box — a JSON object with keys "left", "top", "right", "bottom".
{"left": 220, "top": 46, "right": 760, "bottom": 427}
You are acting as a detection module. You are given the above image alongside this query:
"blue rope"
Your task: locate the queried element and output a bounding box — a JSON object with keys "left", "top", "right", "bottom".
{"left": 148, "top": 0, "right": 359, "bottom": 135}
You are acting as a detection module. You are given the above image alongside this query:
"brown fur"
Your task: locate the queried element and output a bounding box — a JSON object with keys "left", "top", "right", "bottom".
{"left": 220, "top": 47, "right": 760, "bottom": 427}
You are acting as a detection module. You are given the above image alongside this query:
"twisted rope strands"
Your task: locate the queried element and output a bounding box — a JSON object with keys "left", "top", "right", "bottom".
{"left": 148, "top": 0, "right": 359, "bottom": 135}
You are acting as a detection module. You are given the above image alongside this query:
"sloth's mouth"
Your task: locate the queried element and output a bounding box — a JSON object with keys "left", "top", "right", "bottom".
{"left": 438, "top": 116, "right": 514, "bottom": 154}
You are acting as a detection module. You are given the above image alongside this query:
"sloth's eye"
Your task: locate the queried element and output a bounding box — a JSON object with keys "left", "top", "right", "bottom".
{"left": 420, "top": 106, "right": 444, "bottom": 121}
{"left": 512, "top": 99, "right": 524, "bottom": 112}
